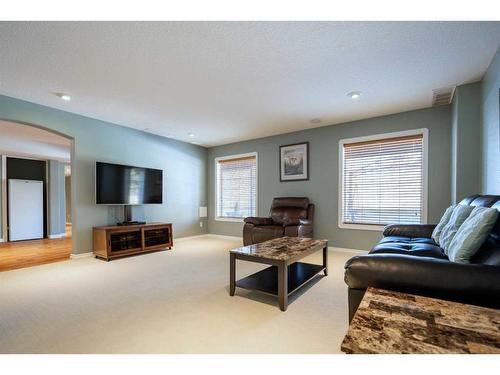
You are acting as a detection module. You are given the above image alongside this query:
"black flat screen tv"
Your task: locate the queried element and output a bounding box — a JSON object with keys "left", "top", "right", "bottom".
{"left": 95, "top": 162, "right": 163, "bottom": 205}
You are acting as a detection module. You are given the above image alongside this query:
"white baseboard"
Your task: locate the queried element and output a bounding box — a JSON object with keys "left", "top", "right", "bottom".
{"left": 67, "top": 239, "right": 365, "bottom": 259}
{"left": 0, "top": 238, "right": 4, "bottom": 243}
{"left": 174, "top": 234, "right": 210, "bottom": 242}
{"left": 329, "top": 246, "right": 367, "bottom": 255}
{"left": 70, "top": 252, "right": 93, "bottom": 259}
{"left": 49, "top": 233, "right": 66, "bottom": 239}
{"left": 195, "top": 234, "right": 366, "bottom": 253}
{"left": 205, "top": 234, "right": 242, "bottom": 241}
{"left": 175, "top": 234, "right": 243, "bottom": 242}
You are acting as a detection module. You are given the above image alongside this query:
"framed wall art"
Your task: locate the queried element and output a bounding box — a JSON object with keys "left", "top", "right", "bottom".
{"left": 279, "top": 142, "right": 309, "bottom": 181}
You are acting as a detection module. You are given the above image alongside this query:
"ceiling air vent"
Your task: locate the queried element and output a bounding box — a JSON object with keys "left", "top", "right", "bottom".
{"left": 432, "top": 86, "right": 456, "bottom": 107}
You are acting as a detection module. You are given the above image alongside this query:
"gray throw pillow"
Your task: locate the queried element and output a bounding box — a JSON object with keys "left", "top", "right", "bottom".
{"left": 439, "top": 205, "right": 474, "bottom": 253}
{"left": 431, "top": 205, "right": 456, "bottom": 245}
{"left": 447, "top": 207, "right": 498, "bottom": 263}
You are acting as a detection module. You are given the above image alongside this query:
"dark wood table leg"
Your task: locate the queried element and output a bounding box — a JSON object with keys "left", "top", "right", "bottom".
{"left": 278, "top": 261, "right": 288, "bottom": 311}
{"left": 323, "top": 243, "right": 328, "bottom": 276}
{"left": 230, "top": 253, "right": 236, "bottom": 296}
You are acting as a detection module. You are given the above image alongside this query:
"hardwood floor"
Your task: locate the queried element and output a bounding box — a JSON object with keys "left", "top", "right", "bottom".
{"left": 0, "top": 225, "right": 72, "bottom": 272}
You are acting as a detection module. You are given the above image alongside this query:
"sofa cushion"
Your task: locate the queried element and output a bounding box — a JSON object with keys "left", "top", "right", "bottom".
{"left": 379, "top": 236, "right": 436, "bottom": 245}
{"left": 371, "top": 236, "right": 447, "bottom": 259}
{"left": 440, "top": 205, "right": 475, "bottom": 252}
{"left": 431, "top": 205, "right": 456, "bottom": 245}
{"left": 447, "top": 207, "right": 499, "bottom": 263}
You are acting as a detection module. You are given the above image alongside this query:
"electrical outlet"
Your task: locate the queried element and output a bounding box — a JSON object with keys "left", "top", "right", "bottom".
{"left": 200, "top": 221, "right": 203, "bottom": 228}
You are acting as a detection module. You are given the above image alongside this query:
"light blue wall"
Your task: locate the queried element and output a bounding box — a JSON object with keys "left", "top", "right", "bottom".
{"left": 451, "top": 98, "right": 457, "bottom": 201}
{"left": 481, "top": 47, "right": 500, "bottom": 194}
{"left": 48, "top": 160, "right": 66, "bottom": 236}
{"left": 451, "top": 82, "right": 481, "bottom": 203}
{"left": 0, "top": 94, "right": 207, "bottom": 254}
{"left": 207, "top": 106, "right": 452, "bottom": 250}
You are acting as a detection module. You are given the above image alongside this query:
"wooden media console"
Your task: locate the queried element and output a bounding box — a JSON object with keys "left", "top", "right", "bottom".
{"left": 93, "top": 223, "right": 173, "bottom": 261}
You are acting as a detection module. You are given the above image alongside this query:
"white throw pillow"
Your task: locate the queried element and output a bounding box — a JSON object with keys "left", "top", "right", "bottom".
{"left": 447, "top": 207, "right": 498, "bottom": 263}
{"left": 431, "top": 205, "right": 455, "bottom": 245}
{"left": 439, "top": 205, "right": 474, "bottom": 253}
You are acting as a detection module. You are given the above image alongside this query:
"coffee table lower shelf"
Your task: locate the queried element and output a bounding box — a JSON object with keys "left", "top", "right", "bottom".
{"left": 236, "top": 262, "right": 325, "bottom": 296}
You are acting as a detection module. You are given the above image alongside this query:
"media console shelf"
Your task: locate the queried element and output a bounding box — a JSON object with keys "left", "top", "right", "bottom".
{"left": 93, "top": 223, "right": 173, "bottom": 261}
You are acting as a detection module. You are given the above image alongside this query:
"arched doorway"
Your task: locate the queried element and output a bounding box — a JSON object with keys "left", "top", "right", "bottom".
{"left": 0, "top": 119, "right": 75, "bottom": 271}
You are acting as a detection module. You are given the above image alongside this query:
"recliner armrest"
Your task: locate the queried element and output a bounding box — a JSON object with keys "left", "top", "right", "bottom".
{"left": 383, "top": 224, "right": 436, "bottom": 238}
{"left": 244, "top": 217, "right": 274, "bottom": 226}
{"left": 282, "top": 218, "right": 312, "bottom": 227}
{"left": 344, "top": 254, "right": 500, "bottom": 308}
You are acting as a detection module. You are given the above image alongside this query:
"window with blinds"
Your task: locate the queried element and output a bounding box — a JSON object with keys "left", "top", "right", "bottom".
{"left": 216, "top": 154, "right": 257, "bottom": 220}
{"left": 340, "top": 133, "right": 425, "bottom": 227}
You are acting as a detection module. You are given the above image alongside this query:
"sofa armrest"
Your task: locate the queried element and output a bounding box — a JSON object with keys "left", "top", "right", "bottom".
{"left": 383, "top": 224, "right": 436, "bottom": 238}
{"left": 244, "top": 217, "right": 274, "bottom": 226}
{"left": 344, "top": 254, "right": 500, "bottom": 308}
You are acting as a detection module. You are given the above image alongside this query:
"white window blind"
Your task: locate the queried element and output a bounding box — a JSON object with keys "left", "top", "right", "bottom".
{"left": 216, "top": 155, "right": 257, "bottom": 219}
{"left": 341, "top": 134, "right": 424, "bottom": 226}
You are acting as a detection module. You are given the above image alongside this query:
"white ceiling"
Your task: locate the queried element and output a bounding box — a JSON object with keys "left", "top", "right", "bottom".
{"left": 0, "top": 21, "right": 499, "bottom": 147}
{"left": 0, "top": 120, "right": 71, "bottom": 162}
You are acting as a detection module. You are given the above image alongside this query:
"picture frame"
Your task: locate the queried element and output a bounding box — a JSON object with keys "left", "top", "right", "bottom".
{"left": 279, "top": 142, "right": 309, "bottom": 181}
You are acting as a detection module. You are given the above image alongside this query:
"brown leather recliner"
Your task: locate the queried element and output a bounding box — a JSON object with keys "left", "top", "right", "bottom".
{"left": 243, "top": 197, "right": 314, "bottom": 246}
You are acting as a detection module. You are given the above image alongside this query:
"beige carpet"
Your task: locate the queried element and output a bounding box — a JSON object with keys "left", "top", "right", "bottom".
{"left": 0, "top": 236, "right": 358, "bottom": 353}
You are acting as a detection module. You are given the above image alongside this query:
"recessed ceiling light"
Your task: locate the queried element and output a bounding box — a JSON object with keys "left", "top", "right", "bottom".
{"left": 348, "top": 91, "right": 361, "bottom": 99}
{"left": 56, "top": 93, "right": 71, "bottom": 101}
{"left": 188, "top": 133, "right": 195, "bottom": 138}
{"left": 310, "top": 118, "right": 321, "bottom": 124}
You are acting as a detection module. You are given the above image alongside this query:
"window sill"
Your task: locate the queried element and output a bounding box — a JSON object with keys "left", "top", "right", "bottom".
{"left": 215, "top": 217, "right": 244, "bottom": 223}
{"left": 338, "top": 223, "right": 385, "bottom": 231}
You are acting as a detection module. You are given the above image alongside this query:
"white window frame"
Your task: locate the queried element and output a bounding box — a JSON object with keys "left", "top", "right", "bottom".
{"left": 215, "top": 152, "right": 258, "bottom": 222}
{"left": 338, "top": 128, "right": 429, "bottom": 231}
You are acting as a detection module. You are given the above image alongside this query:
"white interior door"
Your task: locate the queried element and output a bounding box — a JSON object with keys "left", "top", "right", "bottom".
{"left": 8, "top": 179, "right": 44, "bottom": 241}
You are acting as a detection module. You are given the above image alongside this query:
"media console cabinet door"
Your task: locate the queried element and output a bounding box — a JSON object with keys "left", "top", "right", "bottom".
{"left": 143, "top": 225, "right": 172, "bottom": 249}
{"left": 92, "top": 229, "right": 109, "bottom": 259}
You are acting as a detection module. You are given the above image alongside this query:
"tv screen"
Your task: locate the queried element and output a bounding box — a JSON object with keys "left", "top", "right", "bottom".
{"left": 95, "top": 162, "right": 163, "bottom": 205}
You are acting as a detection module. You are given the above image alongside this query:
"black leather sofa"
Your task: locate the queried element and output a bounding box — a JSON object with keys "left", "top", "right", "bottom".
{"left": 344, "top": 195, "right": 500, "bottom": 322}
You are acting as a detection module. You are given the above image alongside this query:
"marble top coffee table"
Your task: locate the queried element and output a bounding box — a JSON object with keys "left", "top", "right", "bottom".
{"left": 341, "top": 288, "right": 500, "bottom": 354}
{"left": 229, "top": 237, "right": 328, "bottom": 311}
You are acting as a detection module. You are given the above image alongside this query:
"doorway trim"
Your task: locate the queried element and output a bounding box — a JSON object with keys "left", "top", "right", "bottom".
{"left": 0, "top": 156, "right": 5, "bottom": 242}
{"left": 0, "top": 119, "right": 75, "bottom": 253}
